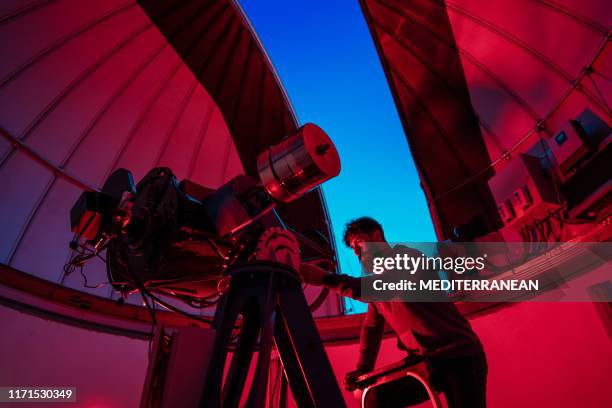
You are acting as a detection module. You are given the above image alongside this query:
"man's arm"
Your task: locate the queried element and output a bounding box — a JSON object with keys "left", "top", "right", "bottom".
{"left": 300, "top": 263, "right": 364, "bottom": 300}
{"left": 299, "top": 264, "right": 385, "bottom": 368}
{"left": 322, "top": 272, "right": 363, "bottom": 300}
{"left": 300, "top": 263, "right": 386, "bottom": 390}
{"left": 356, "top": 303, "right": 385, "bottom": 372}
{"left": 343, "top": 303, "right": 386, "bottom": 391}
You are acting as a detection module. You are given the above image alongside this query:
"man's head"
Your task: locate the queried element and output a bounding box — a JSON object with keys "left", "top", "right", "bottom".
{"left": 343, "top": 217, "right": 388, "bottom": 265}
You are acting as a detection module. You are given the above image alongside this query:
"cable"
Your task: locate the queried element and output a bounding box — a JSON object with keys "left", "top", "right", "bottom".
{"left": 140, "top": 288, "right": 157, "bottom": 356}
{"left": 79, "top": 265, "right": 108, "bottom": 289}
{"left": 139, "top": 284, "right": 214, "bottom": 325}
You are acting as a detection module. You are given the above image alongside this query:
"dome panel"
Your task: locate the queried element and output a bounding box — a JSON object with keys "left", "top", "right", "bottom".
{"left": 449, "top": 0, "right": 604, "bottom": 77}
{"left": 0, "top": 5, "right": 150, "bottom": 139}
{"left": 0, "top": 0, "right": 138, "bottom": 81}
{"left": 0, "top": 152, "right": 52, "bottom": 263}
{"left": 111, "top": 66, "right": 204, "bottom": 182}
{"left": 360, "top": 0, "right": 610, "bottom": 238}
{"left": 452, "top": 15, "right": 570, "bottom": 118}
{"left": 63, "top": 61, "right": 195, "bottom": 188}
{"left": 190, "top": 108, "right": 239, "bottom": 188}
{"left": 156, "top": 86, "right": 216, "bottom": 178}
{"left": 527, "top": 0, "right": 610, "bottom": 32}
{"left": 28, "top": 47, "right": 182, "bottom": 176}
{"left": 12, "top": 178, "right": 84, "bottom": 284}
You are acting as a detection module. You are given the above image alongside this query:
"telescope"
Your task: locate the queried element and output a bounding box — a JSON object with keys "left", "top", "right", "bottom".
{"left": 69, "top": 123, "right": 339, "bottom": 301}
{"left": 67, "top": 123, "right": 347, "bottom": 407}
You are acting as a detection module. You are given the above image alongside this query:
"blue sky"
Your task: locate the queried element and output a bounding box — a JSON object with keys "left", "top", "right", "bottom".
{"left": 240, "top": 0, "right": 437, "bottom": 312}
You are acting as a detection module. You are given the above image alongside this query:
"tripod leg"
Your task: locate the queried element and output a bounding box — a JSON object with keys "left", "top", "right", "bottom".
{"left": 244, "top": 274, "right": 279, "bottom": 408}
{"left": 279, "top": 370, "right": 288, "bottom": 408}
{"left": 201, "top": 269, "right": 279, "bottom": 408}
{"left": 199, "top": 282, "right": 250, "bottom": 408}
{"left": 274, "top": 312, "right": 314, "bottom": 408}
{"left": 275, "top": 279, "right": 346, "bottom": 408}
{"left": 221, "top": 299, "right": 260, "bottom": 408}
{"left": 201, "top": 275, "right": 260, "bottom": 407}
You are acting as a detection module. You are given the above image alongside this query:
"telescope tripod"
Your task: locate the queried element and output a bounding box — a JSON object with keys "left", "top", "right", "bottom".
{"left": 200, "top": 229, "right": 345, "bottom": 408}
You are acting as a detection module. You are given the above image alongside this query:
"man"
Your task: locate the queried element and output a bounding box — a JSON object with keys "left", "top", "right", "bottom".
{"left": 300, "top": 217, "right": 487, "bottom": 408}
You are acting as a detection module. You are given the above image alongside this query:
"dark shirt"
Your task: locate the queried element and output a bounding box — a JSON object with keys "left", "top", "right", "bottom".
{"left": 323, "top": 245, "right": 483, "bottom": 372}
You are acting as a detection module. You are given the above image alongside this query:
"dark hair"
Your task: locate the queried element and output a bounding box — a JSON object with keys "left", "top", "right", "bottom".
{"left": 342, "top": 217, "right": 385, "bottom": 247}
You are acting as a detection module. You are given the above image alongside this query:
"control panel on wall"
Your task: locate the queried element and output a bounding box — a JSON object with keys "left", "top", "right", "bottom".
{"left": 549, "top": 108, "right": 611, "bottom": 180}
{"left": 488, "top": 108, "right": 610, "bottom": 229}
{"left": 489, "top": 153, "right": 561, "bottom": 228}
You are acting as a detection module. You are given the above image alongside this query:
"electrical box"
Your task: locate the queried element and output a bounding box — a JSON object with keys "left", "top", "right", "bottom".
{"left": 140, "top": 326, "right": 216, "bottom": 408}
{"left": 514, "top": 185, "right": 533, "bottom": 209}
{"left": 549, "top": 122, "right": 589, "bottom": 175}
{"left": 497, "top": 200, "right": 515, "bottom": 224}
{"left": 549, "top": 108, "right": 611, "bottom": 177}
{"left": 489, "top": 153, "right": 561, "bottom": 227}
{"left": 573, "top": 108, "right": 611, "bottom": 146}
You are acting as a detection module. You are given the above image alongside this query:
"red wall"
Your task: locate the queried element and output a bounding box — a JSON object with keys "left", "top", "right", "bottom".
{"left": 0, "top": 305, "right": 148, "bottom": 408}
{"left": 318, "top": 302, "right": 612, "bottom": 408}
{"left": 1, "top": 302, "right": 610, "bottom": 407}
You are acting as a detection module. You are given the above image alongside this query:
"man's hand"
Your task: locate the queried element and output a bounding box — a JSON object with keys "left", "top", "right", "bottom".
{"left": 300, "top": 263, "right": 331, "bottom": 285}
{"left": 343, "top": 369, "right": 367, "bottom": 392}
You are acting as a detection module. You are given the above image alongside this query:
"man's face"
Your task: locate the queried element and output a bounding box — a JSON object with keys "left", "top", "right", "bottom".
{"left": 348, "top": 230, "right": 383, "bottom": 268}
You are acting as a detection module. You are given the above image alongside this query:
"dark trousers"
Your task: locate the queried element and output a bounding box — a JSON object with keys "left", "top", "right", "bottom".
{"left": 364, "top": 351, "right": 488, "bottom": 408}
